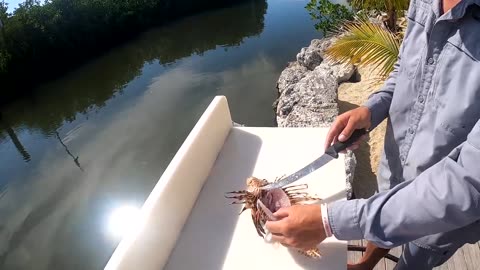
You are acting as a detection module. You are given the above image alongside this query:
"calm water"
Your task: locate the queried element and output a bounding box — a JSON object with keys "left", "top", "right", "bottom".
{"left": 0, "top": 0, "right": 324, "bottom": 269}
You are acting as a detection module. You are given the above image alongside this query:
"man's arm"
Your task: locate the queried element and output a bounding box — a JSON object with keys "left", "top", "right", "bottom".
{"left": 323, "top": 38, "right": 405, "bottom": 150}
{"left": 328, "top": 119, "right": 480, "bottom": 249}
{"left": 363, "top": 53, "right": 401, "bottom": 131}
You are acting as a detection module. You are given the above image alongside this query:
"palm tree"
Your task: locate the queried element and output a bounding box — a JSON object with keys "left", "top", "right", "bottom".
{"left": 325, "top": 16, "right": 404, "bottom": 79}
{"left": 323, "top": 0, "right": 409, "bottom": 80}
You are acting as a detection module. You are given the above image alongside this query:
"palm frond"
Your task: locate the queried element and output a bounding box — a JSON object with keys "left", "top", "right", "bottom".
{"left": 325, "top": 18, "right": 401, "bottom": 78}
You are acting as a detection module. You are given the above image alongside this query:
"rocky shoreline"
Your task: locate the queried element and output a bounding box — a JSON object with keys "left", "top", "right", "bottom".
{"left": 273, "top": 37, "right": 358, "bottom": 199}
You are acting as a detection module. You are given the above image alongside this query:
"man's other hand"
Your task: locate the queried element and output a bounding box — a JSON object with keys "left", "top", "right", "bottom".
{"left": 265, "top": 204, "right": 326, "bottom": 250}
{"left": 324, "top": 106, "right": 372, "bottom": 151}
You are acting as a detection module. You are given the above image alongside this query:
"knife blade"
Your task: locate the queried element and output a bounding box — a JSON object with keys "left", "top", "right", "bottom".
{"left": 260, "top": 128, "right": 367, "bottom": 190}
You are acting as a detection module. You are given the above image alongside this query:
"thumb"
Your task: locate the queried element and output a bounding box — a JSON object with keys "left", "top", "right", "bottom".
{"left": 272, "top": 207, "right": 289, "bottom": 219}
{"left": 338, "top": 120, "right": 356, "bottom": 142}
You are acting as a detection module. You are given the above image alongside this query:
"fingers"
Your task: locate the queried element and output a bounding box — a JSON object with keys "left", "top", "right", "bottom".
{"left": 335, "top": 125, "right": 369, "bottom": 153}
{"left": 270, "top": 234, "right": 296, "bottom": 248}
{"left": 270, "top": 234, "right": 286, "bottom": 243}
{"left": 265, "top": 208, "right": 290, "bottom": 235}
{"left": 346, "top": 134, "right": 368, "bottom": 150}
{"left": 339, "top": 119, "right": 357, "bottom": 142}
{"left": 265, "top": 219, "right": 285, "bottom": 234}
{"left": 272, "top": 207, "right": 289, "bottom": 219}
{"left": 325, "top": 117, "right": 346, "bottom": 150}
{"left": 338, "top": 133, "right": 367, "bottom": 153}
{"left": 325, "top": 106, "right": 372, "bottom": 150}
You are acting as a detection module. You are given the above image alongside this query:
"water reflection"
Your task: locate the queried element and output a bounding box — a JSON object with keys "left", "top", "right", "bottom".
{"left": 0, "top": 0, "right": 267, "bottom": 138}
{"left": 0, "top": 1, "right": 270, "bottom": 269}
{"left": 0, "top": 115, "right": 31, "bottom": 162}
{"left": 54, "top": 131, "right": 84, "bottom": 172}
{"left": 107, "top": 205, "right": 141, "bottom": 239}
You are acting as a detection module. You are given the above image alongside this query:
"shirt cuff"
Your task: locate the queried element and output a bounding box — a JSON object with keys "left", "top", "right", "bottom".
{"left": 363, "top": 95, "right": 388, "bottom": 130}
{"left": 327, "top": 199, "right": 364, "bottom": 240}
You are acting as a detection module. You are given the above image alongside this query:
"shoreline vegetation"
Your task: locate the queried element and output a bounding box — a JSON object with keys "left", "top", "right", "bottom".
{"left": 0, "top": 0, "right": 248, "bottom": 106}
{"left": 0, "top": 0, "right": 267, "bottom": 151}
{"left": 274, "top": 0, "right": 410, "bottom": 197}
{"left": 0, "top": 0, "right": 407, "bottom": 108}
{"left": 306, "top": 0, "right": 408, "bottom": 80}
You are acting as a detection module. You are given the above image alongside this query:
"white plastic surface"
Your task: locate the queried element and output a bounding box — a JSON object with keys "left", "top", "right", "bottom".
{"left": 105, "top": 96, "right": 347, "bottom": 270}
{"left": 164, "top": 126, "right": 347, "bottom": 270}
{"left": 105, "top": 96, "right": 233, "bottom": 270}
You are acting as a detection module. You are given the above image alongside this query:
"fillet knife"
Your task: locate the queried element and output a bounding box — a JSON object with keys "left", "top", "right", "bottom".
{"left": 260, "top": 128, "right": 367, "bottom": 190}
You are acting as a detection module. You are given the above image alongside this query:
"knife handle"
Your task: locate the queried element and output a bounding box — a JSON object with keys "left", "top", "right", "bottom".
{"left": 325, "top": 128, "right": 368, "bottom": 158}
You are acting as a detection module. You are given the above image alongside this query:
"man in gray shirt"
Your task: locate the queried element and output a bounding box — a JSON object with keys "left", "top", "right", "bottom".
{"left": 265, "top": 0, "right": 480, "bottom": 269}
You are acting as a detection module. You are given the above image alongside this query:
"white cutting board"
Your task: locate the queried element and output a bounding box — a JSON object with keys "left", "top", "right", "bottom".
{"left": 105, "top": 96, "right": 347, "bottom": 270}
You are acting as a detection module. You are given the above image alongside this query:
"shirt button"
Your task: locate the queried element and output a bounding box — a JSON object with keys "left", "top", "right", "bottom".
{"left": 428, "top": 57, "right": 435, "bottom": 65}
{"left": 401, "top": 156, "right": 405, "bottom": 162}
{"left": 409, "top": 128, "right": 415, "bottom": 134}
{"left": 418, "top": 95, "right": 425, "bottom": 103}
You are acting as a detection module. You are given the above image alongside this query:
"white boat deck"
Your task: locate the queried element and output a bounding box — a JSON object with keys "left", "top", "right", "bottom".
{"left": 105, "top": 96, "right": 349, "bottom": 270}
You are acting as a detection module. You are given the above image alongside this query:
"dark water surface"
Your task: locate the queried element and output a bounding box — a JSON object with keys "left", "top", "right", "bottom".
{"left": 0, "top": 0, "right": 323, "bottom": 268}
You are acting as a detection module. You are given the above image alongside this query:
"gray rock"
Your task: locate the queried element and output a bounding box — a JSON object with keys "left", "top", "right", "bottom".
{"left": 318, "top": 60, "right": 355, "bottom": 83}
{"left": 296, "top": 46, "right": 323, "bottom": 70}
{"left": 274, "top": 35, "right": 358, "bottom": 198}
{"left": 277, "top": 106, "right": 338, "bottom": 128}
{"left": 309, "top": 37, "right": 337, "bottom": 58}
{"left": 309, "top": 37, "right": 355, "bottom": 83}
{"left": 276, "top": 66, "right": 339, "bottom": 126}
{"left": 277, "top": 62, "right": 309, "bottom": 95}
{"left": 344, "top": 150, "right": 357, "bottom": 200}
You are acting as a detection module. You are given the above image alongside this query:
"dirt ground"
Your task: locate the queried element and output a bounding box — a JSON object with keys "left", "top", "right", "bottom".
{"left": 338, "top": 66, "right": 388, "bottom": 199}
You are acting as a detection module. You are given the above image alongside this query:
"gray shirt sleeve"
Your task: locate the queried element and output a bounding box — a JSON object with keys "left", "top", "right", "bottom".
{"left": 327, "top": 119, "right": 480, "bottom": 249}
{"left": 363, "top": 28, "right": 413, "bottom": 130}
{"left": 363, "top": 57, "right": 399, "bottom": 130}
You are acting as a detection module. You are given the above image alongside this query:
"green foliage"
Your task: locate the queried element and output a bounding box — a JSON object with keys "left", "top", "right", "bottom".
{"left": 0, "top": 50, "right": 10, "bottom": 72}
{"left": 325, "top": 16, "right": 401, "bottom": 78}
{"left": 305, "top": 0, "right": 353, "bottom": 35}
{"left": 0, "top": 2, "right": 7, "bottom": 74}
{"left": 1, "top": 0, "right": 267, "bottom": 135}
{"left": 0, "top": 1, "right": 7, "bottom": 18}
{"left": 308, "top": 0, "right": 409, "bottom": 79}
{"left": 0, "top": 0, "right": 248, "bottom": 102}
{"left": 349, "top": 0, "right": 409, "bottom": 13}
{"left": 350, "top": 0, "right": 409, "bottom": 31}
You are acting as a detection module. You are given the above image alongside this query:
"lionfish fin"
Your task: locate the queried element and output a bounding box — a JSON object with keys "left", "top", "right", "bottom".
{"left": 239, "top": 206, "right": 247, "bottom": 215}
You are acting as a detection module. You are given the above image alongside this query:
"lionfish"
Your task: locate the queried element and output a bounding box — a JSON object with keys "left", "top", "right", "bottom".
{"left": 225, "top": 176, "right": 322, "bottom": 258}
